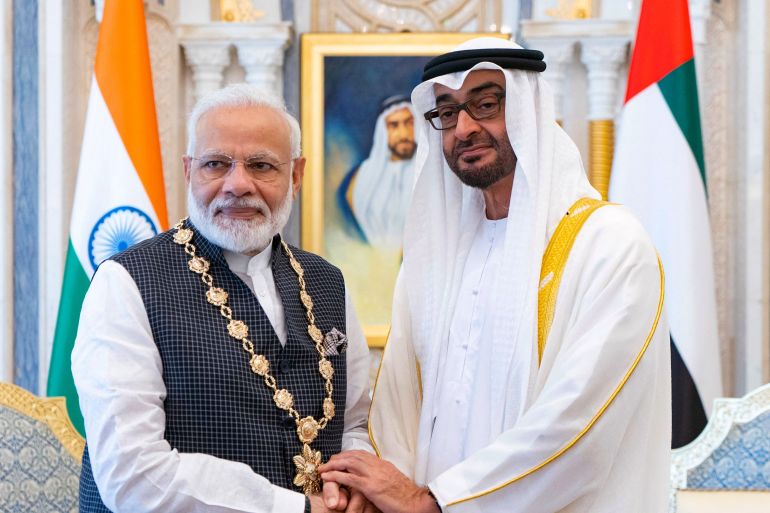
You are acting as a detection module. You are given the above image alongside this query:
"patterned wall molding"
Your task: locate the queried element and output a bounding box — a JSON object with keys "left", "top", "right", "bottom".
{"left": 12, "top": 0, "right": 39, "bottom": 392}
{"left": 311, "top": 0, "right": 503, "bottom": 33}
{"left": 700, "top": 0, "right": 735, "bottom": 396}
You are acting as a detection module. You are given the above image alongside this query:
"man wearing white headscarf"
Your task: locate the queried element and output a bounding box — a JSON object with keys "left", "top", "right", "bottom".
{"left": 319, "top": 38, "right": 671, "bottom": 513}
{"left": 338, "top": 96, "right": 418, "bottom": 250}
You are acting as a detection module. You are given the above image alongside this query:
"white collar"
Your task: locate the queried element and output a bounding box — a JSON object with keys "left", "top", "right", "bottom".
{"left": 223, "top": 243, "right": 273, "bottom": 276}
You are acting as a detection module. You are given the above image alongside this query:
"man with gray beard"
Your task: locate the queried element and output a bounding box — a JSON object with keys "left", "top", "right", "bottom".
{"left": 72, "top": 84, "right": 374, "bottom": 513}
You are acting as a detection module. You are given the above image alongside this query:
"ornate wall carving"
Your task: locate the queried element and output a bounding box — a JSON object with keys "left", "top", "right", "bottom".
{"left": 311, "top": 0, "right": 503, "bottom": 32}
{"left": 701, "top": 1, "right": 736, "bottom": 395}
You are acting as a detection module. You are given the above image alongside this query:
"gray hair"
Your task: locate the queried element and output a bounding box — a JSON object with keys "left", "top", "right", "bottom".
{"left": 186, "top": 83, "right": 301, "bottom": 158}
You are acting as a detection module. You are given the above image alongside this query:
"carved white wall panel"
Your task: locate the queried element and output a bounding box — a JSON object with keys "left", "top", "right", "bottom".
{"left": 235, "top": 37, "right": 289, "bottom": 97}
{"left": 529, "top": 39, "right": 575, "bottom": 121}
{"left": 579, "top": 38, "right": 627, "bottom": 120}
{"left": 312, "top": 0, "right": 502, "bottom": 33}
{"left": 700, "top": 1, "right": 735, "bottom": 395}
{"left": 180, "top": 41, "right": 231, "bottom": 101}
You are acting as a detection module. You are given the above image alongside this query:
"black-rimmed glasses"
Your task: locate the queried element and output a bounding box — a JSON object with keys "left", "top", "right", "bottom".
{"left": 423, "top": 91, "right": 505, "bottom": 130}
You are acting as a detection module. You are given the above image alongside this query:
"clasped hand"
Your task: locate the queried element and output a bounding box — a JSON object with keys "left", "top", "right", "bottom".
{"left": 308, "top": 450, "right": 439, "bottom": 513}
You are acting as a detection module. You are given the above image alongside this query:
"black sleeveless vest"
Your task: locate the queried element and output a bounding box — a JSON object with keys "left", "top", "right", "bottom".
{"left": 79, "top": 224, "right": 348, "bottom": 511}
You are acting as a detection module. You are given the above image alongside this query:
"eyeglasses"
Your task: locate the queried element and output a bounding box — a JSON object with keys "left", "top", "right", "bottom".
{"left": 423, "top": 92, "right": 505, "bottom": 130}
{"left": 188, "top": 154, "right": 294, "bottom": 175}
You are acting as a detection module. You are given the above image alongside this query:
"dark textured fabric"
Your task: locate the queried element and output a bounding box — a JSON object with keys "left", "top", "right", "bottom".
{"left": 671, "top": 336, "right": 707, "bottom": 449}
{"left": 79, "top": 223, "right": 348, "bottom": 511}
{"left": 421, "top": 48, "right": 546, "bottom": 81}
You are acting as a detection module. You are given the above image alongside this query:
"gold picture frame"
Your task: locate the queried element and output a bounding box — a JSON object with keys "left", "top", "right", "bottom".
{"left": 300, "top": 33, "right": 509, "bottom": 347}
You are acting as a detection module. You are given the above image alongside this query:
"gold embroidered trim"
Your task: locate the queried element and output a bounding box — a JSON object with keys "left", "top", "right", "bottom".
{"left": 445, "top": 255, "right": 665, "bottom": 507}
{"left": 367, "top": 327, "right": 391, "bottom": 459}
{"left": 537, "top": 198, "right": 610, "bottom": 364}
{"left": 0, "top": 382, "right": 85, "bottom": 462}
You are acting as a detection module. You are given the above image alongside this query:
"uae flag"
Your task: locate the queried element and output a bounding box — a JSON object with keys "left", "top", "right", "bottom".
{"left": 46, "top": 0, "right": 168, "bottom": 435}
{"left": 609, "top": 0, "right": 722, "bottom": 448}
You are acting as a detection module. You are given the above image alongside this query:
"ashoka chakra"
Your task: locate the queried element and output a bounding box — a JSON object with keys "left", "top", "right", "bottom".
{"left": 88, "top": 206, "right": 157, "bottom": 271}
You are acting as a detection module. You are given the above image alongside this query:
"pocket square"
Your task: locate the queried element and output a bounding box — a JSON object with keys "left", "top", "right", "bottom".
{"left": 323, "top": 328, "right": 348, "bottom": 356}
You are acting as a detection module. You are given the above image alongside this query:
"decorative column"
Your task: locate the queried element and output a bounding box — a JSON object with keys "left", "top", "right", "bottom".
{"left": 579, "top": 38, "right": 628, "bottom": 199}
{"left": 234, "top": 36, "right": 290, "bottom": 98}
{"left": 532, "top": 39, "right": 575, "bottom": 124}
{"left": 180, "top": 41, "right": 230, "bottom": 102}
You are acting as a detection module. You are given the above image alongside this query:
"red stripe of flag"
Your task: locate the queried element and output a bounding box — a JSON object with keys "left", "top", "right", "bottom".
{"left": 625, "top": 0, "right": 695, "bottom": 103}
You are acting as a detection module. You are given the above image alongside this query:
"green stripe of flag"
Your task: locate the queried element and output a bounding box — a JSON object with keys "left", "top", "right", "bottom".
{"left": 47, "top": 240, "right": 90, "bottom": 436}
{"left": 658, "top": 58, "right": 707, "bottom": 189}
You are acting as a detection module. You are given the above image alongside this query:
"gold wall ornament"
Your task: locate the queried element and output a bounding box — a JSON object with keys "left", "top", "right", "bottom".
{"left": 172, "top": 218, "right": 336, "bottom": 495}
{"left": 546, "top": 0, "right": 595, "bottom": 20}
{"left": 588, "top": 119, "right": 615, "bottom": 200}
{"left": 218, "top": 0, "right": 265, "bottom": 22}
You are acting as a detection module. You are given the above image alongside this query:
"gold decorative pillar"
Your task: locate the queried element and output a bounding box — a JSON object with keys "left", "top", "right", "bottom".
{"left": 579, "top": 38, "right": 628, "bottom": 199}
{"left": 588, "top": 120, "right": 614, "bottom": 199}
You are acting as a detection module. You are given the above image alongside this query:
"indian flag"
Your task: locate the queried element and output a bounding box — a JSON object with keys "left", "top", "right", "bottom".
{"left": 46, "top": 0, "right": 168, "bottom": 436}
{"left": 609, "top": 0, "right": 722, "bottom": 448}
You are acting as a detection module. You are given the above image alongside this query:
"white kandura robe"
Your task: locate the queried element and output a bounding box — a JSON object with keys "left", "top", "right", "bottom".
{"left": 370, "top": 36, "right": 671, "bottom": 513}
{"left": 370, "top": 204, "right": 671, "bottom": 513}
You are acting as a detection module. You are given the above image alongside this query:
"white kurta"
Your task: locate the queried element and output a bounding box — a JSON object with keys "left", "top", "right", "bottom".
{"left": 370, "top": 205, "right": 671, "bottom": 513}
{"left": 72, "top": 242, "right": 373, "bottom": 513}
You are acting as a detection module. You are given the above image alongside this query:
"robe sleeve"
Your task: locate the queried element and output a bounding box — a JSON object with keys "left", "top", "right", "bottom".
{"left": 428, "top": 210, "right": 671, "bottom": 512}
{"left": 368, "top": 271, "right": 422, "bottom": 478}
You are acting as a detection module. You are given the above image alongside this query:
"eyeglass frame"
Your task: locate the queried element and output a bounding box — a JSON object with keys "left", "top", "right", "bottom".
{"left": 186, "top": 153, "right": 297, "bottom": 175}
{"left": 422, "top": 91, "right": 506, "bottom": 131}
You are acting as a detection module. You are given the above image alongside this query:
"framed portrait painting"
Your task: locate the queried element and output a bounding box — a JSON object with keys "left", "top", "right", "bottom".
{"left": 300, "top": 33, "right": 508, "bottom": 347}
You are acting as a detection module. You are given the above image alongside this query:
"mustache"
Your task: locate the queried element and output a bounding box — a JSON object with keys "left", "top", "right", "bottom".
{"left": 451, "top": 134, "right": 498, "bottom": 160}
{"left": 210, "top": 197, "right": 269, "bottom": 216}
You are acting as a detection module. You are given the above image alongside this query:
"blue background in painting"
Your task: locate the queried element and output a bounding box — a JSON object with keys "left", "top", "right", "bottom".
{"left": 323, "top": 55, "right": 431, "bottom": 167}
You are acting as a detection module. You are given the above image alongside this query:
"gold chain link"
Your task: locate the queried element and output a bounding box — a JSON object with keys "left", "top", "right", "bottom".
{"left": 172, "top": 218, "right": 335, "bottom": 447}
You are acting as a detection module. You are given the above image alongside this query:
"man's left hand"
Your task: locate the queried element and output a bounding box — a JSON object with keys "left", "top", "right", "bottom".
{"left": 319, "top": 451, "right": 439, "bottom": 513}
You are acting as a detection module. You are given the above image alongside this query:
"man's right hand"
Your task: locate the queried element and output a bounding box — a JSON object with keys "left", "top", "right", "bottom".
{"left": 310, "top": 484, "right": 379, "bottom": 513}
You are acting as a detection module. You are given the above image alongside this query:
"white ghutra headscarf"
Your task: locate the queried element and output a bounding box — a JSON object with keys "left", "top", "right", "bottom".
{"left": 352, "top": 100, "right": 418, "bottom": 251}
{"left": 394, "top": 37, "right": 599, "bottom": 484}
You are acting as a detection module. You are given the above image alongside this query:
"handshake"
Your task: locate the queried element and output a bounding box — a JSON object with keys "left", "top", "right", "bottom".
{"left": 308, "top": 450, "right": 440, "bottom": 513}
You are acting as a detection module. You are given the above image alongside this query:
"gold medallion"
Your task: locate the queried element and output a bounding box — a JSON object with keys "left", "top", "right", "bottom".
{"left": 273, "top": 389, "right": 294, "bottom": 410}
{"left": 299, "top": 290, "right": 313, "bottom": 310}
{"left": 297, "top": 416, "right": 320, "bottom": 444}
{"left": 250, "top": 354, "right": 270, "bottom": 376}
{"left": 173, "top": 228, "right": 193, "bottom": 245}
{"left": 188, "top": 256, "right": 210, "bottom": 274}
{"left": 206, "top": 287, "right": 228, "bottom": 306}
{"left": 293, "top": 443, "right": 322, "bottom": 495}
{"left": 227, "top": 320, "right": 249, "bottom": 340}
{"left": 323, "top": 397, "right": 335, "bottom": 419}
{"left": 319, "top": 359, "right": 334, "bottom": 380}
{"left": 308, "top": 325, "right": 323, "bottom": 344}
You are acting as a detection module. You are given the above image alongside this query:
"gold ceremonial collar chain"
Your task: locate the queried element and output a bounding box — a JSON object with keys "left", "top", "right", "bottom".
{"left": 173, "top": 218, "right": 334, "bottom": 495}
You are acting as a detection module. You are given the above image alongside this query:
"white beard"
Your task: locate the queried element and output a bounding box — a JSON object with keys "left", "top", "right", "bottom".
{"left": 187, "top": 181, "right": 294, "bottom": 255}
